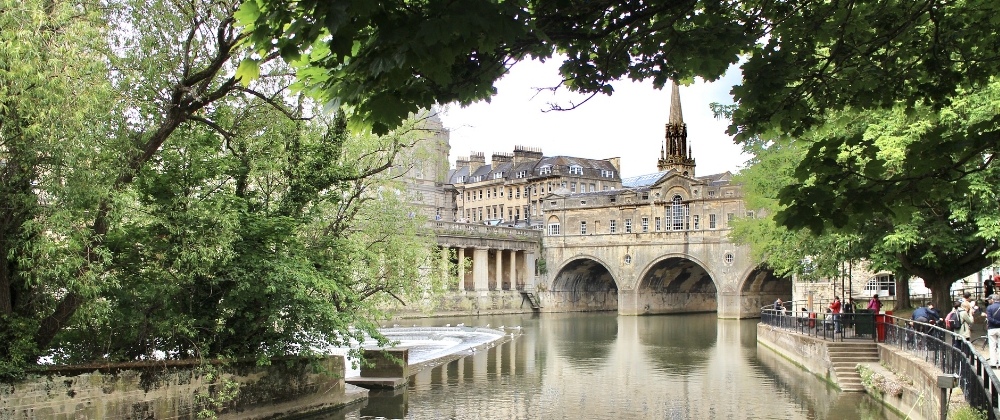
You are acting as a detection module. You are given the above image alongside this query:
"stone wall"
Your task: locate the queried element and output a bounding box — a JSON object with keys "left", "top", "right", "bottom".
{"left": 872, "top": 345, "right": 944, "bottom": 420}
{"left": 755, "top": 324, "right": 836, "bottom": 385}
{"left": 391, "top": 290, "right": 539, "bottom": 317}
{"left": 0, "top": 356, "right": 365, "bottom": 420}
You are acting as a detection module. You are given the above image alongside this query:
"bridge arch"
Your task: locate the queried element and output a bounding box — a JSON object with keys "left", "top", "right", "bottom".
{"left": 632, "top": 254, "right": 719, "bottom": 314}
{"left": 738, "top": 265, "right": 792, "bottom": 314}
{"left": 547, "top": 255, "right": 620, "bottom": 312}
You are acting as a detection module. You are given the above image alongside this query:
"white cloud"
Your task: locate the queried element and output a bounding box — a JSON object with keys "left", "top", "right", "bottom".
{"left": 440, "top": 59, "right": 749, "bottom": 178}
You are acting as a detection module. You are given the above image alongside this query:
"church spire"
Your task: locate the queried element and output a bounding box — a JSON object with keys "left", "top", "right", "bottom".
{"left": 656, "top": 79, "right": 696, "bottom": 176}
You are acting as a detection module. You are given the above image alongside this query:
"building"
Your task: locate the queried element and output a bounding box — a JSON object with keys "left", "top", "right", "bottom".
{"left": 446, "top": 148, "right": 622, "bottom": 227}
{"left": 541, "top": 81, "right": 746, "bottom": 241}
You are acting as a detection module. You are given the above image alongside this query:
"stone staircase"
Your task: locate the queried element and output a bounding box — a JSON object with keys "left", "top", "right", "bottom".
{"left": 828, "top": 342, "right": 880, "bottom": 392}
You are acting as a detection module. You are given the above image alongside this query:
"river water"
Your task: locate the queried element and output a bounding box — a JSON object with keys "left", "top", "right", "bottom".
{"left": 309, "top": 312, "right": 903, "bottom": 420}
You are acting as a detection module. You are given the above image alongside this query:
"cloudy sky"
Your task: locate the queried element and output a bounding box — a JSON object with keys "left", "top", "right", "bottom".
{"left": 438, "top": 59, "right": 748, "bottom": 179}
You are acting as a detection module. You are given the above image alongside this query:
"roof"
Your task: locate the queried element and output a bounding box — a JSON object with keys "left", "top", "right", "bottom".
{"left": 621, "top": 171, "right": 669, "bottom": 188}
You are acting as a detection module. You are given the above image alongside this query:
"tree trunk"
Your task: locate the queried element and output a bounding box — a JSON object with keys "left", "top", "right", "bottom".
{"left": 925, "top": 276, "right": 954, "bottom": 313}
{"left": 894, "top": 273, "right": 911, "bottom": 310}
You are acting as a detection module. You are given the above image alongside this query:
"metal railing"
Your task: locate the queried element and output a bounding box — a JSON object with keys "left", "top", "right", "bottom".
{"left": 761, "top": 310, "right": 1000, "bottom": 420}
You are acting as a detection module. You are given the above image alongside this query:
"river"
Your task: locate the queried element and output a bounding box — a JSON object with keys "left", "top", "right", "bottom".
{"left": 308, "top": 312, "right": 903, "bottom": 420}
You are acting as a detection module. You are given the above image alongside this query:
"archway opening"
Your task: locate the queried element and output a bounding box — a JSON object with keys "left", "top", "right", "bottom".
{"left": 549, "top": 258, "right": 619, "bottom": 311}
{"left": 741, "top": 267, "right": 792, "bottom": 315}
{"left": 635, "top": 257, "right": 717, "bottom": 314}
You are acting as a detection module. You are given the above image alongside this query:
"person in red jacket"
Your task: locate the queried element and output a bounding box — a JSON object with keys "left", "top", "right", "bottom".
{"left": 829, "top": 296, "right": 842, "bottom": 333}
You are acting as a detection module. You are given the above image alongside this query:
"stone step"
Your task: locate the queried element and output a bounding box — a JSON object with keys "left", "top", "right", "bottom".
{"left": 830, "top": 356, "right": 879, "bottom": 363}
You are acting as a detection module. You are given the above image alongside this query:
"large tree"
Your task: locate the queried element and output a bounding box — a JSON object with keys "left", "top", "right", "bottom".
{"left": 1, "top": 0, "right": 439, "bottom": 378}
{"left": 732, "top": 82, "right": 1000, "bottom": 310}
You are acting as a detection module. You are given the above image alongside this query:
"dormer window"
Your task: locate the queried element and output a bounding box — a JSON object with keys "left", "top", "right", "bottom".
{"left": 457, "top": 176, "right": 465, "bottom": 183}
{"left": 539, "top": 165, "right": 552, "bottom": 175}
{"left": 601, "top": 170, "right": 615, "bottom": 178}
{"left": 516, "top": 170, "right": 527, "bottom": 178}
{"left": 569, "top": 165, "right": 583, "bottom": 175}
{"left": 493, "top": 172, "right": 504, "bottom": 179}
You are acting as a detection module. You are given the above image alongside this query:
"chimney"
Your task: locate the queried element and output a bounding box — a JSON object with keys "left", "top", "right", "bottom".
{"left": 492, "top": 152, "right": 513, "bottom": 168}
{"left": 468, "top": 151, "right": 486, "bottom": 173}
{"left": 513, "top": 145, "right": 543, "bottom": 165}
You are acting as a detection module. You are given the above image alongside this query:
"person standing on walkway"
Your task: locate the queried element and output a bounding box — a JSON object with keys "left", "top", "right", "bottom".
{"left": 986, "top": 278, "right": 996, "bottom": 302}
{"left": 959, "top": 301, "right": 975, "bottom": 340}
{"left": 867, "top": 295, "right": 882, "bottom": 313}
{"left": 829, "top": 296, "right": 842, "bottom": 333}
{"left": 986, "top": 295, "right": 1000, "bottom": 368}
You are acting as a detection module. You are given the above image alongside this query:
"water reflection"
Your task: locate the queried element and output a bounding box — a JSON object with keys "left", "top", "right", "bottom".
{"left": 306, "top": 313, "right": 902, "bottom": 420}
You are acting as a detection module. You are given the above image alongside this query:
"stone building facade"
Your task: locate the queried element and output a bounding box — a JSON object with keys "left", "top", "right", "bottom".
{"left": 397, "top": 111, "right": 454, "bottom": 220}
{"left": 446, "top": 148, "right": 622, "bottom": 227}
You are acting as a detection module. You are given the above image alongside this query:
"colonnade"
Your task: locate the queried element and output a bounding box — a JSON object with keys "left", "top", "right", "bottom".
{"left": 440, "top": 247, "right": 537, "bottom": 291}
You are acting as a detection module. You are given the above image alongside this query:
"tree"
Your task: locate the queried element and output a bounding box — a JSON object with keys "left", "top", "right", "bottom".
{"left": 732, "top": 83, "right": 1000, "bottom": 310}
{"left": 2, "top": 0, "right": 441, "bottom": 377}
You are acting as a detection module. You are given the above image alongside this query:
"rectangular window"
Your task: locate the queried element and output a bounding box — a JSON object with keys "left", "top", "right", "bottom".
{"left": 516, "top": 188, "right": 521, "bottom": 199}
{"left": 655, "top": 217, "right": 661, "bottom": 231}
{"left": 746, "top": 210, "right": 755, "bottom": 218}
{"left": 709, "top": 214, "right": 717, "bottom": 229}
{"left": 641, "top": 217, "right": 649, "bottom": 233}
{"left": 570, "top": 182, "right": 576, "bottom": 193}
{"left": 548, "top": 223, "right": 560, "bottom": 235}
{"left": 625, "top": 219, "right": 632, "bottom": 233}
{"left": 569, "top": 166, "right": 583, "bottom": 175}
{"left": 708, "top": 190, "right": 716, "bottom": 197}
{"left": 539, "top": 166, "right": 552, "bottom": 175}
{"left": 580, "top": 221, "right": 587, "bottom": 235}
{"left": 479, "top": 190, "right": 483, "bottom": 200}
{"left": 610, "top": 220, "right": 617, "bottom": 234}
{"left": 641, "top": 192, "right": 649, "bottom": 200}
{"left": 590, "top": 183, "right": 596, "bottom": 192}
{"left": 727, "top": 213, "right": 735, "bottom": 224}
{"left": 693, "top": 215, "right": 700, "bottom": 230}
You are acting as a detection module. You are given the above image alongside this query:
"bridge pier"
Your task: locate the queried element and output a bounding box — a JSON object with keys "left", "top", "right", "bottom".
{"left": 716, "top": 291, "right": 743, "bottom": 319}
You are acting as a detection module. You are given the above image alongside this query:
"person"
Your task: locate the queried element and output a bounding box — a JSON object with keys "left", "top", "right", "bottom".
{"left": 829, "top": 296, "right": 842, "bottom": 333}
{"left": 986, "top": 278, "right": 995, "bottom": 302}
{"left": 867, "top": 295, "right": 882, "bottom": 313}
{"left": 911, "top": 303, "right": 941, "bottom": 332}
{"left": 774, "top": 298, "right": 784, "bottom": 312}
{"left": 958, "top": 301, "right": 974, "bottom": 340}
{"left": 986, "top": 295, "right": 1000, "bottom": 368}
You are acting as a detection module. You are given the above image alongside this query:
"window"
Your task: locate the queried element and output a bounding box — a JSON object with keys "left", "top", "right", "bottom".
{"left": 600, "top": 169, "right": 615, "bottom": 178}
{"left": 458, "top": 176, "right": 466, "bottom": 183}
{"left": 570, "top": 182, "right": 576, "bottom": 193}
{"left": 609, "top": 196, "right": 616, "bottom": 203}
{"left": 655, "top": 217, "right": 661, "bottom": 231}
{"left": 569, "top": 165, "right": 583, "bottom": 175}
{"left": 603, "top": 186, "right": 609, "bottom": 191}
{"left": 610, "top": 220, "right": 617, "bottom": 233}
{"left": 590, "top": 183, "right": 596, "bottom": 192}
{"left": 493, "top": 172, "right": 503, "bottom": 179}
{"left": 727, "top": 213, "right": 735, "bottom": 224}
{"left": 516, "top": 170, "right": 527, "bottom": 178}
{"left": 746, "top": 210, "right": 755, "bottom": 218}
{"left": 624, "top": 255, "right": 632, "bottom": 265}
{"left": 641, "top": 192, "right": 649, "bottom": 200}
{"left": 625, "top": 219, "right": 632, "bottom": 233}
{"left": 693, "top": 215, "right": 700, "bottom": 230}
{"left": 724, "top": 253, "right": 734, "bottom": 264}
{"left": 709, "top": 214, "right": 717, "bottom": 229}
{"left": 580, "top": 221, "right": 587, "bottom": 235}
{"left": 548, "top": 223, "right": 560, "bottom": 235}
{"left": 539, "top": 165, "right": 552, "bottom": 175}
{"left": 478, "top": 190, "right": 482, "bottom": 200}
{"left": 725, "top": 191, "right": 734, "bottom": 197}
{"left": 671, "top": 195, "right": 689, "bottom": 230}
{"left": 864, "top": 274, "right": 897, "bottom": 296}
{"left": 708, "top": 190, "right": 716, "bottom": 197}
{"left": 487, "top": 189, "right": 491, "bottom": 199}
{"left": 516, "top": 187, "right": 521, "bottom": 199}
{"left": 641, "top": 217, "right": 648, "bottom": 232}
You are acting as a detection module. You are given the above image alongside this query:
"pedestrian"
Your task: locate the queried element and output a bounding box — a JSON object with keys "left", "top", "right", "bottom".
{"left": 844, "top": 298, "right": 855, "bottom": 328}
{"left": 829, "top": 296, "right": 842, "bottom": 333}
{"left": 986, "top": 278, "right": 995, "bottom": 302}
{"left": 958, "top": 301, "right": 974, "bottom": 340}
{"left": 867, "top": 295, "right": 882, "bottom": 313}
{"left": 986, "top": 295, "right": 1000, "bottom": 368}
{"left": 773, "top": 298, "right": 784, "bottom": 313}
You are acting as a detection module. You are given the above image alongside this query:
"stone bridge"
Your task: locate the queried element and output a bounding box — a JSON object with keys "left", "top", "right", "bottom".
{"left": 538, "top": 229, "right": 789, "bottom": 319}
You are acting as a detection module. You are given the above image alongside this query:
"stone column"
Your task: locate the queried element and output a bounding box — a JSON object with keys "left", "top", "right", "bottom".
{"left": 495, "top": 249, "right": 503, "bottom": 290}
{"left": 473, "top": 248, "right": 489, "bottom": 291}
{"left": 509, "top": 250, "right": 518, "bottom": 290}
{"left": 457, "top": 248, "right": 467, "bottom": 291}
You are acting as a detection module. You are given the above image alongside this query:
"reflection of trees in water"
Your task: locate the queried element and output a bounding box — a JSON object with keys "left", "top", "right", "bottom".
{"left": 636, "top": 314, "right": 717, "bottom": 375}
{"left": 547, "top": 313, "right": 618, "bottom": 365}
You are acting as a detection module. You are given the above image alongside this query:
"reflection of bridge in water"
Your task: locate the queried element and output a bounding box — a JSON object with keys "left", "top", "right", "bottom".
{"left": 430, "top": 218, "right": 789, "bottom": 319}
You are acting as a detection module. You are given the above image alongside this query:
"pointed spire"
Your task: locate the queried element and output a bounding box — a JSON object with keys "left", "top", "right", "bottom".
{"left": 669, "top": 79, "right": 684, "bottom": 125}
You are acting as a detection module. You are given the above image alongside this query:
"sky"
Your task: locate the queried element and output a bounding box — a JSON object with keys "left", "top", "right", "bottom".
{"left": 438, "top": 59, "right": 748, "bottom": 179}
